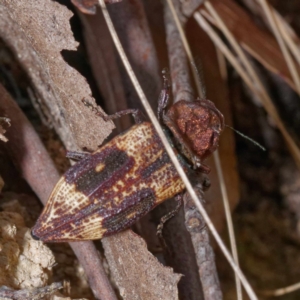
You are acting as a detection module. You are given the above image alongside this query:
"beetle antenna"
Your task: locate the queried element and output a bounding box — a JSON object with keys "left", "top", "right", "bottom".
{"left": 226, "top": 125, "right": 266, "bottom": 151}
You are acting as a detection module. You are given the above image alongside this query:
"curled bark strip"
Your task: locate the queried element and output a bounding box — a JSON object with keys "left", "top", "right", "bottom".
{"left": 0, "top": 282, "right": 63, "bottom": 300}
{"left": 0, "top": 0, "right": 114, "bottom": 151}
{"left": 184, "top": 187, "right": 223, "bottom": 300}
{"left": 0, "top": 84, "right": 118, "bottom": 300}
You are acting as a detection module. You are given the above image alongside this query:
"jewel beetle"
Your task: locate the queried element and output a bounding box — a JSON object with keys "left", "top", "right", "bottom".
{"left": 31, "top": 73, "right": 224, "bottom": 242}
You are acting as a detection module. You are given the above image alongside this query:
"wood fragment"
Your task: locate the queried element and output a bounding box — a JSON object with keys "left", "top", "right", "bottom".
{"left": 0, "top": 0, "right": 114, "bottom": 151}
{"left": 102, "top": 231, "right": 182, "bottom": 300}
{"left": 184, "top": 188, "right": 223, "bottom": 300}
{"left": 0, "top": 282, "right": 63, "bottom": 300}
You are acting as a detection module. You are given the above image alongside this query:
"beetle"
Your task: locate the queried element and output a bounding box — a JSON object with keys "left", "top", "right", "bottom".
{"left": 31, "top": 72, "right": 224, "bottom": 242}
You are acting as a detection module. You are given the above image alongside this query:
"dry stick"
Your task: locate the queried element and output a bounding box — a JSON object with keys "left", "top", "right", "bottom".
{"left": 108, "top": 0, "right": 161, "bottom": 109}
{"left": 0, "top": 84, "right": 118, "bottom": 300}
{"left": 164, "top": 0, "right": 204, "bottom": 99}
{"left": 183, "top": 186, "right": 223, "bottom": 299}
{"left": 214, "top": 150, "right": 242, "bottom": 300}
{"left": 199, "top": 5, "right": 300, "bottom": 169}
{"left": 197, "top": 9, "right": 299, "bottom": 296}
{"left": 78, "top": 12, "right": 131, "bottom": 132}
{"left": 272, "top": 10, "right": 300, "bottom": 67}
{"left": 164, "top": 5, "right": 194, "bottom": 103}
{"left": 261, "top": 281, "right": 300, "bottom": 297}
{"left": 256, "top": 0, "right": 300, "bottom": 95}
{"left": 216, "top": 47, "right": 228, "bottom": 81}
{"left": 0, "top": 282, "right": 63, "bottom": 300}
{"left": 98, "top": 0, "right": 258, "bottom": 299}
{"left": 165, "top": 1, "right": 241, "bottom": 299}
{"left": 164, "top": 4, "right": 222, "bottom": 299}
{"left": 202, "top": 5, "right": 254, "bottom": 300}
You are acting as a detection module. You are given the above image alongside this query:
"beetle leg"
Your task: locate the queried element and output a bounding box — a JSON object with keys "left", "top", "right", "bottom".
{"left": 157, "top": 68, "right": 171, "bottom": 122}
{"left": 82, "top": 98, "right": 144, "bottom": 124}
{"left": 66, "top": 151, "right": 90, "bottom": 161}
{"left": 102, "top": 109, "right": 144, "bottom": 124}
{"left": 156, "top": 193, "right": 183, "bottom": 240}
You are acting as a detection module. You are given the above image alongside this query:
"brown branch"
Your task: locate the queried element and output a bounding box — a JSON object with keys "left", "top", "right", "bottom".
{"left": 163, "top": 2, "right": 223, "bottom": 299}
{"left": 164, "top": 4, "right": 195, "bottom": 103}
{"left": 108, "top": 0, "right": 161, "bottom": 110}
{"left": 78, "top": 7, "right": 131, "bottom": 132}
{"left": 184, "top": 186, "right": 223, "bottom": 300}
{"left": 0, "top": 84, "right": 118, "bottom": 300}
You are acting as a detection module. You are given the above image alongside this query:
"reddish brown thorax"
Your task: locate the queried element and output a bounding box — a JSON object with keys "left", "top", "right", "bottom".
{"left": 164, "top": 99, "right": 224, "bottom": 171}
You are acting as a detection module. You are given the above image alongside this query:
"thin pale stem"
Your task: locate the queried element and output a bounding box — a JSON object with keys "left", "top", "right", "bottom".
{"left": 273, "top": 10, "right": 300, "bottom": 67}
{"left": 261, "top": 281, "right": 300, "bottom": 297}
{"left": 196, "top": 8, "right": 300, "bottom": 170}
{"left": 214, "top": 151, "right": 242, "bottom": 300}
{"left": 166, "top": 1, "right": 241, "bottom": 300}
{"left": 257, "top": 0, "right": 300, "bottom": 95}
{"left": 98, "top": 0, "right": 258, "bottom": 299}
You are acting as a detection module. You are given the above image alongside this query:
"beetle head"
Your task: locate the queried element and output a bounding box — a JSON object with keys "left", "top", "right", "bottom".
{"left": 164, "top": 99, "right": 224, "bottom": 168}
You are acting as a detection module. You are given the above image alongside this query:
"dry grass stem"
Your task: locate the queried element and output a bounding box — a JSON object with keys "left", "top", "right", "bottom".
{"left": 196, "top": 8, "right": 300, "bottom": 170}
{"left": 216, "top": 47, "right": 228, "bottom": 81}
{"left": 166, "top": 1, "right": 242, "bottom": 299}
{"left": 98, "top": 0, "right": 258, "bottom": 299}
{"left": 213, "top": 150, "right": 242, "bottom": 300}
{"left": 273, "top": 10, "right": 300, "bottom": 67}
{"left": 260, "top": 281, "right": 300, "bottom": 297}
{"left": 256, "top": 0, "right": 300, "bottom": 95}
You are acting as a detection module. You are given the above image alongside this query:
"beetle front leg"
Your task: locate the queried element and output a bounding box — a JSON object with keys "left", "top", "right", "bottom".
{"left": 66, "top": 151, "right": 91, "bottom": 161}
{"left": 102, "top": 109, "right": 144, "bottom": 124}
{"left": 156, "top": 193, "right": 183, "bottom": 240}
{"left": 157, "top": 68, "right": 171, "bottom": 123}
{"left": 82, "top": 99, "right": 144, "bottom": 124}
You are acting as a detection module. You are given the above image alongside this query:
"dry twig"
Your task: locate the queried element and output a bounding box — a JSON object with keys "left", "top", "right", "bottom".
{"left": 98, "top": 0, "right": 257, "bottom": 299}
{"left": 0, "top": 84, "right": 118, "bottom": 300}
{"left": 0, "top": 282, "right": 63, "bottom": 300}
